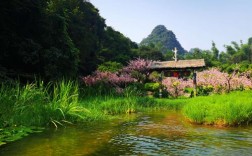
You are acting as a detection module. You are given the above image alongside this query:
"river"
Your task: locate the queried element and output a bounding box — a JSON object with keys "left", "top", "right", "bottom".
{"left": 1, "top": 111, "right": 252, "bottom": 155}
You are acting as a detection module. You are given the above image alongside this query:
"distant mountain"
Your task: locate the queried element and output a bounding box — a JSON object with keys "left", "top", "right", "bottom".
{"left": 140, "top": 25, "right": 186, "bottom": 55}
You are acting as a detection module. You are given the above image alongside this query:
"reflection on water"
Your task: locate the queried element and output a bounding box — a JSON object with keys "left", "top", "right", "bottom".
{"left": 1, "top": 111, "right": 252, "bottom": 156}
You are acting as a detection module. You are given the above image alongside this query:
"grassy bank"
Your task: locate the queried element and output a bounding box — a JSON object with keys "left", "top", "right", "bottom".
{"left": 0, "top": 81, "right": 184, "bottom": 145}
{"left": 1, "top": 80, "right": 252, "bottom": 145}
{"left": 0, "top": 82, "right": 143, "bottom": 128}
{"left": 183, "top": 91, "right": 252, "bottom": 126}
{"left": 79, "top": 96, "right": 186, "bottom": 117}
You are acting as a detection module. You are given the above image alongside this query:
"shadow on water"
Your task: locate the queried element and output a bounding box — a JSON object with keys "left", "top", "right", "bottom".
{"left": 1, "top": 111, "right": 252, "bottom": 156}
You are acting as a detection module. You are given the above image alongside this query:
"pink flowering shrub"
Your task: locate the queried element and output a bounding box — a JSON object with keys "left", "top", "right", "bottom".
{"left": 162, "top": 77, "right": 193, "bottom": 97}
{"left": 83, "top": 58, "right": 153, "bottom": 87}
{"left": 197, "top": 68, "right": 227, "bottom": 93}
{"left": 82, "top": 71, "right": 135, "bottom": 87}
{"left": 243, "top": 70, "right": 252, "bottom": 84}
{"left": 231, "top": 75, "right": 252, "bottom": 90}
{"left": 197, "top": 68, "right": 252, "bottom": 93}
{"left": 123, "top": 58, "right": 152, "bottom": 73}
{"left": 162, "top": 68, "right": 252, "bottom": 97}
{"left": 82, "top": 60, "right": 252, "bottom": 97}
{"left": 122, "top": 58, "right": 153, "bottom": 83}
{"left": 82, "top": 58, "right": 153, "bottom": 94}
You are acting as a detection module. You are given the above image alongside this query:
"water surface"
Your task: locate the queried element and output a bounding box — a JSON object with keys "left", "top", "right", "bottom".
{"left": 1, "top": 111, "right": 252, "bottom": 155}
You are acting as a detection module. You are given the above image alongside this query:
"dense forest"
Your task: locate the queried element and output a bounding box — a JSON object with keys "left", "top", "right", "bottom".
{"left": 0, "top": 0, "right": 251, "bottom": 82}
{"left": 0, "top": 0, "right": 139, "bottom": 81}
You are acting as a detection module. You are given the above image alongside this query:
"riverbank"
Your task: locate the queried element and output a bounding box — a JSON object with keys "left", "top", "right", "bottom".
{"left": 1, "top": 81, "right": 252, "bottom": 145}
{"left": 0, "top": 81, "right": 184, "bottom": 145}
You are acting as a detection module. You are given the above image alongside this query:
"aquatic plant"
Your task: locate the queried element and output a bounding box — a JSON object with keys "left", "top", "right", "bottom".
{"left": 0, "top": 126, "right": 44, "bottom": 146}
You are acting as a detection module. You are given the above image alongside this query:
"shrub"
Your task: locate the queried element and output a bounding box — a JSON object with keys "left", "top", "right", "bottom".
{"left": 144, "top": 83, "right": 160, "bottom": 91}
{"left": 197, "top": 85, "right": 214, "bottom": 96}
{"left": 97, "top": 61, "right": 123, "bottom": 73}
{"left": 162, "top": 77, "right": 193, "bottom": 98}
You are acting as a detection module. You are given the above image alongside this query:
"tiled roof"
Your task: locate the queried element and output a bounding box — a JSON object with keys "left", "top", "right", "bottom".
{"left": 150, "top": 59, "right": 205, "bottom": 69}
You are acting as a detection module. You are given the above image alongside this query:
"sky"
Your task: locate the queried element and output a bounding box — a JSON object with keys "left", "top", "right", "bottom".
{"left": 90, "top": 0, "right": 252, "bottom": 52}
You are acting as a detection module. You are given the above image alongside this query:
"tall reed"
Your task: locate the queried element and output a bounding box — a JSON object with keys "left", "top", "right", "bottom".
{"left": 0, "top": 80, "right": 89, "bottom": 127}
{"left": 0, "top": 81, "right": 48, "bottom": 126}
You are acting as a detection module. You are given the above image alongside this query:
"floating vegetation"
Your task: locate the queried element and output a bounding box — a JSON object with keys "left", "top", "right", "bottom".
{"left": 0, "top": 126, "right": 44, "bottom": 146}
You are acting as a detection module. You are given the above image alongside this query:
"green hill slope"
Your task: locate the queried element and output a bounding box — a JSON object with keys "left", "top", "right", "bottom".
{"left": 140, "top": 25, "right": 186, "bottom": 55}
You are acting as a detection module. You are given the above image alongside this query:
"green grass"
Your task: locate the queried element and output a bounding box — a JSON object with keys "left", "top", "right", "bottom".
{"left": 183, "top": 91, "right": 252, "bottom": 126}
{"left": 78, "top": 95, "right": 186, "bottom": 118}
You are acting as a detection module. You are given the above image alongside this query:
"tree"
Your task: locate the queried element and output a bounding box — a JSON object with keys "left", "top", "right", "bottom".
{"left": 164, "top": 50, "right": 174, "bottom": 61}
{"left": 137, "top": 45, "right": 164, "bottom": 61}
{"left": 248, "top": 37, "right": 252, "bottom": 45}
{"left": 0, "top": 0, "right": 47, "bottom": 79}
{"left": 211, "top": 41, "right": 219, "bottom": 60}
{"left": 0, "top": 0, "right": 106, "bottom": 80}
{"left": 99, "top": 27, "right": 138, "bottom": 65}
{"left": 97, "top": 61, "right": 123, "bottom": 72}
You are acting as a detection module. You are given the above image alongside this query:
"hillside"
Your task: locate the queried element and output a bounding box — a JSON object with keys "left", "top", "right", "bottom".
{"left": 140, "top": 25, "right": 186, "bottom": 55}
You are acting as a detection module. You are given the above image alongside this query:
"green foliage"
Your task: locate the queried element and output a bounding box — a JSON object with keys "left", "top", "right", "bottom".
{"left": 197, "top": 85, "right": 214, "bottom": 96}
{"left": 99, "top": 27, "right": 138, "bottom": 64}
{"left": 0, "top": 0, "right": 139, "bottom": 80}
{"left": 0, "top": 0, "right": 83, "bottom": 80}
{"left": 97, "top": 61, "right": 123, "bottom": 72}
{"left": 0, "top": 80, "right": 87, "bottom": 128}
{"left": 153, "top": 90, "right": 169, "bottom": 98}
{"left": 149, "top": 71, "right": 160, "bottom": 82}
{"left": 80, "top": 84, "right": 116, "bottom": 98}
{"left": 164, "top": 50, "right": 175, "bottom": 60}
{"left": 0, "top": 126, "right": 43, "bottom": 146}
{"left": 140, "top": 25, "right": 186, "bottom": 55}
{"left": 122, "top": 84, "right": 145, "bottom": 97}
{"left": 183, "top": 91, "right": 252, "bottom": 126}
{"left": 99, "top": 97, "right": 137, "bottom": 115}
{"left": 185, "top": 38, "right": 252, "bottom": 72}
{"left": 136, "top": 45, "right": 164, "bottom": 60}
{"left": 248, "top": 37, "right": 252, "bottom": 45}
{"left": 211, "top": 41, "right": 219, "bottom": 60}
{"left": 144, "top": 83, "right": 160, "bottom": 91}
{"left": 79, "top": 95, "right": 185, "bottom": 116}
{"left": 185, "top": 48, "right": 215, "bottom": 67}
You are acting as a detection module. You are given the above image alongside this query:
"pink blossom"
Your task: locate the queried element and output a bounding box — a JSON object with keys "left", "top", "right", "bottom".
{"left": 122, "top": 58, "right": 152, "bottom": 73}
{"left": 197, "top": 68, "right": 227, "bottom": 93}
{"left": 197, "top": 68, "right": 252, "bottom": 93}
{"left": 121, "top": 58, "right": 153, "bottom": 82}
{"left": 82, "top": 71, "right": 136, "bottom": 87}
{"left": 162, "top": 77, "right": 193, "bottom": 97}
